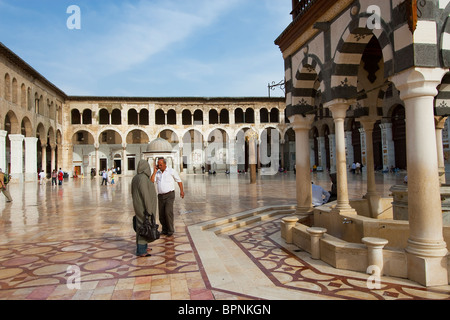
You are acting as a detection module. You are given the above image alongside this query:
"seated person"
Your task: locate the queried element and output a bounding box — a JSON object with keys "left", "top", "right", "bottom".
{"left": 312, "top": 182, "right": 331, "bottom": 207}
{"left": 329, "top": 172, "right": 337, "bottom": 202}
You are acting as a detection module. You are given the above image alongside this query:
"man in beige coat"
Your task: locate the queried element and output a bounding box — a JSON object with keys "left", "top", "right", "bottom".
{"left": 131, "top": 160, "right": 157, "bottom": 257}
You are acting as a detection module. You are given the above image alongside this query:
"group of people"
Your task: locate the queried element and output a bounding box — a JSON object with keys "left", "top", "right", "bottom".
{"left": 39, "top": 169, "right": 64, "bottom": 186}
{"left": 101, "top": 168, "right": 117, "bottom": 186}
{"left": 131, "top": 158, "right": 184, "bottom": 257}
{"left": 350, "top": 162, "right": 362, "bottom": 174}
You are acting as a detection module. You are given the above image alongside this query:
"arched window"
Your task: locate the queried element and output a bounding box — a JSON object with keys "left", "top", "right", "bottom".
{"left": 209, "top": 110, "right": 219, "bottom": 124}
{"left": 270, "top": 109, "right": 279, "bottom": 123}
{"left": 260, "top": 108, "right": 269, "bottom": 123}
{"left": 235, "top": 108, "right": 244, "bottom": 124}
{"left": 128, "top": 109, "right": 138, "bottom": 125}
{"left": 71, "top": 109, "right": 81, "bottom": 125}
{"left": 99, "top": 109, "right": 110, "bottom": 125}
{"left": 193, "top": 110, "right": 203, "bottom": 125}
{"left": 4, "top": 74, "right": 10, "bottom": 101}
{"left": 182, "top": 110, "right": 192, "bottom": 125}
{"left": 245, "top": 108, "right": 254, "bottom": 124}
{"left": 83, "top": 109, "right": 92, "bottom": 125}
{"left": 139, "top": 109, "right": 149, "bottom": 125}
{"left": 220, "top": 109, "right": 229, "bottom": 124}
{"left": 155, "top": 109, "right": 165, "bottom": 125}
{"left": 167, "top": 109, "right": 176, "bottom": 125}
{"left": 111, "top": 109, "right": 122, "bottom": 125}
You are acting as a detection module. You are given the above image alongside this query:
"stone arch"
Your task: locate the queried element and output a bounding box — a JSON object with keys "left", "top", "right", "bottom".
{"left": 47, "top": 127, "right": 56, "bottom": 147}
{"left": 157, "top": 128, "right": 179, "bottom": 144}
{"left": 20, "top": 116, "right": 33, "bottom": 137}
{"left": 72, "top": 129, "right": 96, "bottom": 145}
{"left": 126, "top": 128, "right": 150, "bottom": 145}
{"left": 36, "top": 122, "right": 46, "bottom": 144}
{"left": 98, "top": 128, "right": 123, "bottom": 145}
{"left": 293, "top": 55, "right": 323, "bottom": 105}
{"left": 331, "top": 14, "right": 394, "bottom": 101}
{"left": 5, "top": 110, "right": 19, "bottom": 134}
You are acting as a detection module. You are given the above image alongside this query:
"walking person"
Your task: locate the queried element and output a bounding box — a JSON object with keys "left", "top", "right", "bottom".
{"left": 58, "top": 168, "right": 64, "bottom": 186}
{"left": 51, "top": 169, "right": 57, "bottom": 186}
{"left": 151, "top": 158, "right": 184, "bottom": 237}
{"left": 0, "top": 169, "right": 12, "bottom": 203}
{"left": 101, "top": 170, "right": 108, "bottom": 185}
{"left": 39, "top": 170, "right": 46, "bottom": 185}
{"left": 131, "top": 160, "right": 158, "bottom": 257}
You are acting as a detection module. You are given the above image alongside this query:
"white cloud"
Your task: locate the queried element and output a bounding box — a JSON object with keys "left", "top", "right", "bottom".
{"left": 62, "top": 0, "right": 241, "bottom": 78}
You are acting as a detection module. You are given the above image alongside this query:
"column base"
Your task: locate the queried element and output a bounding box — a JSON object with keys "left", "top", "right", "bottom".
{"left": 295, "top": 206, "right": 314, "bottom": 215}
{"left": 407, "top": 253, "right": 448, "bottom": 287}
{"left": 24, "top": 172, "right": 37, "bottom": 182}
{"left": 331, "top": 205, "right": 356, "bottom": 215}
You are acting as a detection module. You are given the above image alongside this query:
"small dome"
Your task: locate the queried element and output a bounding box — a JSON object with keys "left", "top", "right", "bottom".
{"left": 146, "top": 138, "right": 173, "bottom": 153}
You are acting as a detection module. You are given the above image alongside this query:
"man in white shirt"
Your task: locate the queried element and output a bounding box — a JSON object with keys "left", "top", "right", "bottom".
{"left": 311, "top": 182, "right": 330, "bottom": 207}
{"left": 39, "top": 170, "right": 46, "bottom": 185}
{"left": 151, "top": 158, "right": 184, "bottom": 236}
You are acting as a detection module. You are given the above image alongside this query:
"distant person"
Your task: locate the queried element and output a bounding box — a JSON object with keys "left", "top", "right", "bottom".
{"left": 312, "top": 182, "right": 330, "bottom": 207}
{"left": 52, "top": 170, "right": 58, "bottom": 186}
{"left": 58, "top": 168, "right": 64, "bottom": 186}
{"left": 0, "top": 169, "right": 12, "bottom": 202}
{"left": 39, "top": 170, "right": 46, "bottom": 185}
{"left": 101, "top": 170, "right": 108, "bottom": 186}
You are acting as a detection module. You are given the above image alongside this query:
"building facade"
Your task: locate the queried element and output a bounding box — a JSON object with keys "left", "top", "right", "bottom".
{"left": 275, "top": 0, "right": 450, "bottom": 286}
{"left": 0, "top": 42, "right": 293, "bottom": 181}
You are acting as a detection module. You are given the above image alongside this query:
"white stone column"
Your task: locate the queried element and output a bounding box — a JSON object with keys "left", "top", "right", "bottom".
{"left": 122, "top": 143, "right": 127, "bottom": 175}
{"left": 289, "top": 114, "right": 315, "bottom": 214}
{"left": 94, "top": 143, "right": 100, "bottom": 175}
{"left": 435, "top": 116, "right": 448, "bottom": 185}
{"left": 24, "top": 137, "right": 38, "bottom": 182}
{"left": 345, "top": 131, "right": 354, "bottom": 171}
{"left": 317, "top": 136, "right": 326, "bottom": 169}
{"left": 9, "top": 134, "right": 24, "bottom": 182}
{"left": 325, "top": 99, "right": 356, "bottom": 215}
{"left": 359, "top": 117, "right": 380, "bottom": 197}
{"left": 328, "top": 134, "right": 336, "bottom": 173}
{"left": 50, "top": 144, "right": 56, "bottom": 172}
{"left": 391, "top": 67, "right": 448, "bottom": 287}
{"left": 41, "top": 144, "right": 47, "bottom": 173}
{"left": 359, "top": 117, "right": 383, "bottom": 218}
{"left": 0, "top": 130, "right": 7, "bottom": 172}
{"left": 379, "top": 123, "right": 395, "bottom": 171}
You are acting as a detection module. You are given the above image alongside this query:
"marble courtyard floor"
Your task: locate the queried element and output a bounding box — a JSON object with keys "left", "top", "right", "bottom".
{"left": 0, "top": 171, "right": 450, "bottom": 300}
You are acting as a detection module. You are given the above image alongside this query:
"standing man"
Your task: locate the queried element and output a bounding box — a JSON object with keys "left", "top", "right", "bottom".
{"left": 132, "top": 160, "right": 158, "bottom": 257}
{"left": 151, "top": 158, "right": 184, "bottom": 237}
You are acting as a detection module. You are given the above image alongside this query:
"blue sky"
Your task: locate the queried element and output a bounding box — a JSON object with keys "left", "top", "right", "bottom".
{"left": 0, "top": 0, "right": 291, "bottom": 97}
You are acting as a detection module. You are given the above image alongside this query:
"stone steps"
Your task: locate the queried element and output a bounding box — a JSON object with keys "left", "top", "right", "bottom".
{"left": 199, "top": 205, "right": 296, "bottom": 234}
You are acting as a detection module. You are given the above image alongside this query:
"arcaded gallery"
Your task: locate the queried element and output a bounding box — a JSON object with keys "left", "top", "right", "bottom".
{"left": 1, "top": 0, "right": 450, "bottom": 301}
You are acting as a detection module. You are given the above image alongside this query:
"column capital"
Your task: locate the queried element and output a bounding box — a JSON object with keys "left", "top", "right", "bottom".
{"left": 8, "top": 134, "right": 24, "bottom": 142}
{"left": 324, "top": 99, "right": 356, "bottom": 120}
{"left": 288, "top": 114, "right": 315, "bottom": 131}
{"left": 435, "top": 116, "right": 448, "bottom": 130}
{"left": 357, "top": 116, "right": 382, "bottom": 132}
{"left": 0, "top": 130, "right": 7, "bottom": 139}
{"left": 389, "top": 67, "right": 447, "bottom": 101}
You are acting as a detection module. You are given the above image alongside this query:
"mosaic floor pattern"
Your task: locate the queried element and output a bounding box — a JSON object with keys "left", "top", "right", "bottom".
{"left": 0, "top": 172, "right": 450, "bottom": 300}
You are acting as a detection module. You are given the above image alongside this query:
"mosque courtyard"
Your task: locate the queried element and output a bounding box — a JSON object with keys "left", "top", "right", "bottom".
{"left": 0, "top": 171, "right": 450, "bottom": 301}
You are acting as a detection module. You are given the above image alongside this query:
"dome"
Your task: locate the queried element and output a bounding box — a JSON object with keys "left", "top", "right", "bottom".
{"left": 146, "top": 138, "right": 174, "bottom": 153}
